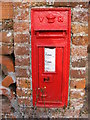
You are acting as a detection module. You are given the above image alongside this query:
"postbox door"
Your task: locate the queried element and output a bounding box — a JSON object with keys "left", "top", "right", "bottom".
{"left": 38, "top": 47, "right": 63, "bottom": 104}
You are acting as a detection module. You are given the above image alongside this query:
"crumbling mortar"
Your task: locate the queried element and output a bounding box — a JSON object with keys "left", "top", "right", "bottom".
{"left": 29, "top": 6, "right": 33, "bottom": 106}
{"left": 71, "top": 22, "right": 88, "bottom": 26}
{"left": 72, "top": 45, "right": 88, "bottom": 49}
{"left": 14, "top": 43, "right": 30, "bottom": 46}
{"left": 17, "top": 77, "right": 30, "bottom": 80}
{"left": 1, "top": 43, "right": 14, "bottom": 45}
{"left": 14, "top": 31, "right": 29, "bottom": 35}
{"left": 72, "top": 7, "right": 88, "bottom": 12}
{"left": 13, "top": 20, "right": 30, "bottom": 23}
{"left": 15, "top": 66, "right": 30, "bottom": 69}
{"left": 17, "top": 96, "right": 31, "bottom": 99}
{"left": 73, "top": 33, "right": 88, "bottom": 36}
{"left": 2, "top": 29, "right": 13, "bottom": 33}
{"left": 70, "top": 88, "right": 85, "bottom": 92}
{"left": 71, "top": 67, "right": 86, "bottom": 70}
{"left": 71, "top": 78, "right": 86, "bottom": 81}
{"left": 15, "top": 55, "right": 30, "bottom": 59}
{"left": 17, "top": 87, "right": 30, "bottom": 90}
{"left": 71, "top": 56, "right": 87, "bottom": 62}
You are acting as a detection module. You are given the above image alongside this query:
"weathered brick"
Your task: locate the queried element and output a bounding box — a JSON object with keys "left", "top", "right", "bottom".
{"left": 54, "top": 2, "right": 88, "bottom": 8}
{"left": 0, "top": 56, "right": 14, "bottom": 72}
{"left": 54, "top": 1, "right": 71, "bottom": 7}
{"left": 17, "top": 78, "right": 31, "bottom": 88}
{"left": 0, "top": 44, "right": 14, "bottom": 55}
{"left": 2, "top": 102, "right": 11, "bottom": 114}
{"left": 72, "top": 36, "right": 88, "bottom": 46}
{"left": 70, "top": 99, "right": 84, "bottom": 108}
{"left": 70, "top": 89, "right": 85, "bottom": 99}
{"left": 70, "top": 79, "right": 86, "bottom": 89}
{"left": 2, "top": 76, "right": 14, "bottom": 87}
{"left": 0, "top": 31, "right": 13, "bottom": 43}
{"left": 14, "top": 34, "right": 30, "bottom": 43}
{"left": 71, "top": 69, "right": 86, "bottom": 78}
{"left": 15, "top": 68, "right": 30, "bottom": 77}
{"left": 72, "top": 58, "right": 86, "bottom": 67}
{"left": 1, "top": 88, "right": 15, "bottom": 101}
{"left": 14, "top": 8, "right": 29, "bottom": 20}
{"left": 18, "top": 98, "right": 31, "bottom": 106}
{"left": 17, "top": 88, "right": 31, "bottom": 97}
{"left": 1, "top": 2, "right": 13, "bottom": 19}
{"left": 14, "top": 22, "right": 29, "bottom": 32}
{"left": 15, "top": 57, "right": 30, "bottom": 66}
{"left": 64, "top": 109, "right": 80, "bottom": 118}
{"left": 14, "top": 45, "right": 29, "bottom": 55}
{"left": 29, "top": 0, "right": 46, "bottom": 6}
{"left": 72, "top": 24, "right": 88, "bottom": 34}
{"left": 71, "top": 46, "right": 87, "bottom": 57}
{"left": 31, "top": 2, "right": 46, "bottom": 6}
{"left": 13, "top": 2, "right": 29, "bottom": 9}
{"left": 2, "top": 19, "right": 13, "bottom": 30}
{"left": 72, "top": 10, "right": 88, "bottom": 22}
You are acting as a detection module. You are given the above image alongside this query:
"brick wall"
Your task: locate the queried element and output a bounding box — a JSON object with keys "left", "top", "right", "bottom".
{"left": 0, "top": 2, "right": 17, "bottom": 119}
{"left": 1, "top": 1, "right": 89, "bottom": 119}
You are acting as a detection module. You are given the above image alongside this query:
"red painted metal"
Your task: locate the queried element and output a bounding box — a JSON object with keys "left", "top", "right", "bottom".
{"left": 31, "top": 8, "right": 71, "bottom": 107}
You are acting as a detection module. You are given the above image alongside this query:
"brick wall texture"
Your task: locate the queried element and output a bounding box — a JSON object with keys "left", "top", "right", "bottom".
{"left": 1, "top": 1, "right": 89, "bottom": 119}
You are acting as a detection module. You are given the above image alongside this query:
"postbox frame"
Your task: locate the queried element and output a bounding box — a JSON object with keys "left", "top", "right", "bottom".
{"left": 31, "top": 8, "right": 71, "bottom": 107}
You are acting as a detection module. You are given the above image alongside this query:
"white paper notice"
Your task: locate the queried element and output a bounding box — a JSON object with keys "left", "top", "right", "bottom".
{"left": 45, "top": 48, "right": 56, "bottom": 72}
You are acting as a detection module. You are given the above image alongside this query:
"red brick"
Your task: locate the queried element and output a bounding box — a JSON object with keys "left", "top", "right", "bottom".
{"left": 14, "top": 8, "right": 29, "bottom": 20}
{"left": 64, "top": 109, "right": 80, "bottom": 118}
{"left": 15, "top": 57, "right": 30, "bottom": 66}
{"left": 71, "top": 69, "right": 86, "bottom": 78}
{"left": 70, "top": 99, "right": 84, "bottom": 108}
{"left": 18, "top": 98, "right": 31, "bottom": 106}
{"left": 2, "top": 103, "right": 11, "bottom": 114}
{"left": 72, "top": 10, "right": 88, "bottom": 22}
{"left": 17, "top": 78, "right": 31, "bottom": 88}
{"left": 2, "top": 76, "right": 14, "bottom": 87}
{"left": 0, "top": 44, "right": 14, "bottom": 55}
{"left": 0, "top": 56, "right": 14, "bottom": 72}
{"left": 1, "top": 88, "right": 15, "bottom": 101}
{"left": 17, "top": 88, "right": 31, "bottom": 97}
{"left": 0, "top": 31, "right": 13, "bottom": 43}
{"left": 72, "top": 36, "right": 88, "bottom": 46}
{"left": 31, "top": 1, "right": 46, "bottom": 6}
{"left": 14, "top": 45, "right": 29, "bottom": 55}
{"left": 15, "top": 68, "right": 30, "bottom": 77}
{"left": 0, "top": 2, "right": 13, "bottom": 19}
{"left": 72, "top": 24, "right": 88, "bottom": 34}
{"left": 70, "top": 89, "right": 85, "bottom": 99}
{"left": 54, "top": 1, "right": 88, "bottom": 8}
{"left": 70, "top": 79, "right": 86, "bottom": 89}
{"left": 72, "top": 58, "right": 86, "bottom": 67}
{"left": 14, "top": 34, "right": 30, "bottom": 43}
{"left": 14, "top": 22, "right": 29, "bottom": 32}
{"left": 71, "top": 46, "right": 87, "bottom": 57}
{"left": 2, "top": 19, "right": 13, "bottom": 30}
{"left": 13, "top": 2, "right": 29, "bottom": 9}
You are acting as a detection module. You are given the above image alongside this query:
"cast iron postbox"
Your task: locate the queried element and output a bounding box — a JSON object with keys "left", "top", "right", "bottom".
{"left": 31, "top": 8, "right": 71, "bottom": 107}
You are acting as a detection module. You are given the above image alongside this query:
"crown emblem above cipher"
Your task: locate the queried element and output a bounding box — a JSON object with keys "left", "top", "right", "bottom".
{"left": 46, "top": 13, "right": 56, "bottom": 23}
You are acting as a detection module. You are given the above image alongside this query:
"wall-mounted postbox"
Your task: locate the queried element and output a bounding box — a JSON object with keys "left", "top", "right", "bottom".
{"left": 31, "top": 8, "right": 71, "bottom": 107}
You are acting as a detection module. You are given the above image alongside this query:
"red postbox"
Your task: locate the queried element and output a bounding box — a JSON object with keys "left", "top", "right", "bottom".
{"left": 31, "top": 8, "right": 71, "bottom": 107}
